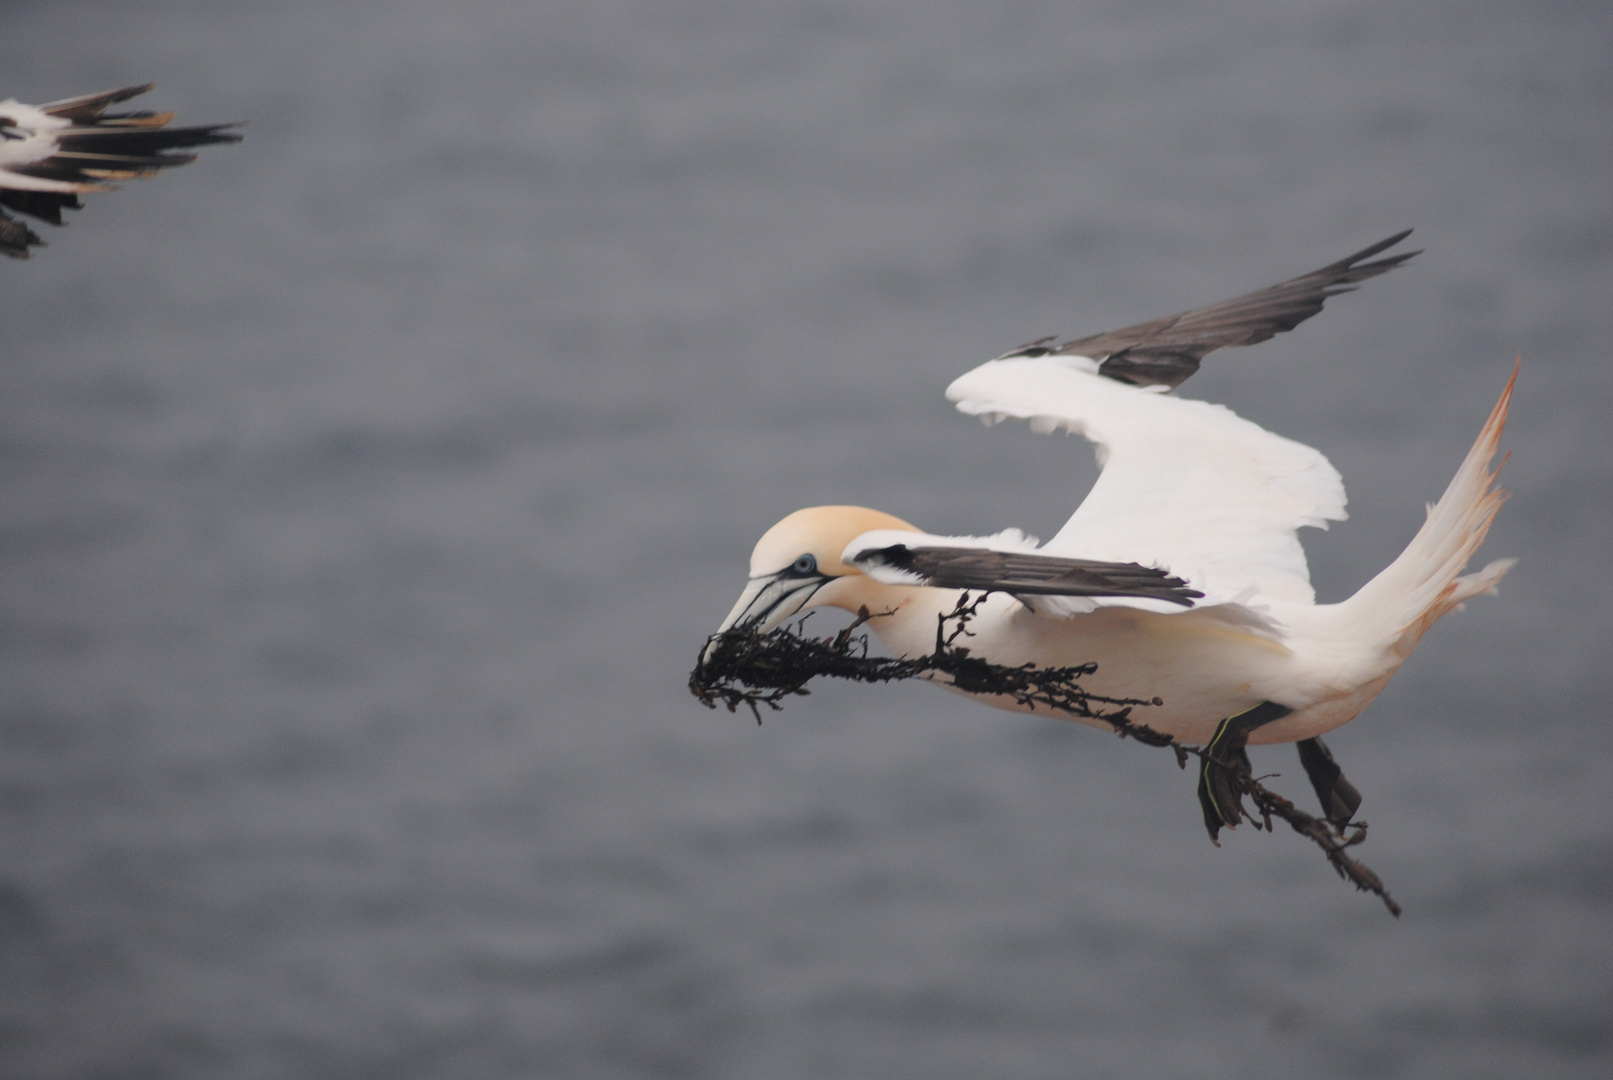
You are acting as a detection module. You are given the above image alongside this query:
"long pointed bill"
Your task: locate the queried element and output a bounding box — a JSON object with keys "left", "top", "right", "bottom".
{"left": 701, "top": 572, "right": 829, "bottom": 665}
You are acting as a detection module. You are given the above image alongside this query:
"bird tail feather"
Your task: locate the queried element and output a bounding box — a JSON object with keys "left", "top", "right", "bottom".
{"left": 1339, "top": 362, "right": 1517, "bottom": 655}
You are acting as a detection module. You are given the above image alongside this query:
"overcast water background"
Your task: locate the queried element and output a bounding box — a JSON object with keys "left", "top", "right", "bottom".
{"left": 2, "top": 1, "right": 1611, "bottom": 1077}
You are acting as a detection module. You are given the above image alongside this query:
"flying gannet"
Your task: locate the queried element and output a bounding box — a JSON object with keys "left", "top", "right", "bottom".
{"left": 1, "top": 84, "right": 241, "bottom": 259}
{"left": 704, "top": 231, "right": 1515, "bottom": 834}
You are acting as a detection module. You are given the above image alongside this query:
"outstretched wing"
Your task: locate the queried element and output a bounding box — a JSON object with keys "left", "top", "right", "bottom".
{"left": 1001, "top": 231, "right": 1418, "bottom": 389}
{"left": 845, "top": 528, "right": 1202, "bottom": 607}
{"left": 0, "top": 84, "right": 241, "bottom": 258}
{"left": 947, "top": 355, "right": 1347, "bottom": 608}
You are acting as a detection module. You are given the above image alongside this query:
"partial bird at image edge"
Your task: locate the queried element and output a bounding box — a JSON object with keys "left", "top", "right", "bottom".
{"left": 0, "top": 84, "right": 241, "bottom": 259}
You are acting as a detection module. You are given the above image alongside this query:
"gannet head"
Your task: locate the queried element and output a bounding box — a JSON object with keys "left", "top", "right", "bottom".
{"left": 703, "top": 506, "right": 921, "bottom": 662}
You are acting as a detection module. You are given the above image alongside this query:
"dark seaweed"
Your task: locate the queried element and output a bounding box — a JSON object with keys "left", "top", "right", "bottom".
{"left": 690, "top": 593, "right": 1400, "bottom": 916}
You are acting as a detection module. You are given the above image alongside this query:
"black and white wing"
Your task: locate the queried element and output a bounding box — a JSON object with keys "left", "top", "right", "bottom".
{"left": 938, "top": 235, "right": 1429, "bottom": 612}
{"left": 846, "top": 528, "right": 1202, "bottom": 608}
{"left": 0, "top": 84, "right": 241, "bottom": 259}
{"left": 1001, "top": 231, "right": 1419, "bottom": 389}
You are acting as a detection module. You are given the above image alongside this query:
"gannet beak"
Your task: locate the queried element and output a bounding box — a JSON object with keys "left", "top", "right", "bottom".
{"left": 701, "top": 571, "right": 830, "bottom": 665}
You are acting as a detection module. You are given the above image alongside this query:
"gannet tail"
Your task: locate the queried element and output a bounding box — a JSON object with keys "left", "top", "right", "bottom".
{"left": 1339, "top": 362, "right": 1518, "bottom": 656}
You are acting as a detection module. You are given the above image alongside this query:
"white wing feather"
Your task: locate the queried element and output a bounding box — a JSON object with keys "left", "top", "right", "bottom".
{"left": 946, "top": 355, "right": 1346, "bottom": 608}
{"left": 0, "top": 101, "right": 89, "bottom": 193}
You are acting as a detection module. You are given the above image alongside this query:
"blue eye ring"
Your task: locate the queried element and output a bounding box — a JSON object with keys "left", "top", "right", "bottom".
{"left": 792, "top": 553, "right": 818, "bottom": 576}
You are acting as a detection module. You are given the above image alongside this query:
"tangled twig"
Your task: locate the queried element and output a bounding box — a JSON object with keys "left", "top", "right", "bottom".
{"left": 689, "top": 594, "right": 1399, "bottom": 915}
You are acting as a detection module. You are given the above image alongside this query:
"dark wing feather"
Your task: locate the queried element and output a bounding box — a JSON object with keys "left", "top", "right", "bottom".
{"left": 1001, "top": 231, "right": 1420, "bottom": 389}
{"left": 38, "top": 84, "right": 158, "bottom": 122}
{"left": 854, "top": 544, "right": 1202, "bottom": 607}
{"left": 8, "top": 125, "right": 240, "bottom": 187}
{"left": 1, "top": 84, "right": 240, "bottom": 258}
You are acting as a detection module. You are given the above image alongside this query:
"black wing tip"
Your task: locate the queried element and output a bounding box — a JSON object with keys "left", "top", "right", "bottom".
{"left": 60, "top": 122, "right": 246, "bottom": 150}
{"left": 1061, "top": 229, "right": 1425, "bottom": 388}
{"left": 1153, "top": 576, "right": 1204, "bottom": 607}
{"left": 1010, "top": 228, "right": 1422, "bottom": 381}
{"left": 39, "top": 84, "right": 158, "bottom": 120}
{"left": 31, "top": 84, "right": 243, "bottom": 146}
{"left": 1001, "top": 576, "right": 1202, "bottom": 606}
{"left": 194, "top": 122, "right": 247, "bottom": 145}
{"left": 1095, "top": 562, "right": 1203, "bottom": 606}
{"left": 856, "top": 544, "right": 1203, "bottom": 606}
{"left": 1339, "top": 228, "right": 1415, "bottom": 265}
{"left": 1311, "top": 230, "right": 1421, "bottom": 284}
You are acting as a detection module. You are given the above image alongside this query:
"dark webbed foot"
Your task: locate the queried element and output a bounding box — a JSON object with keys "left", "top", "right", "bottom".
{"left": 1295, "top": 736, "right": 1363, "bottom": 829}
{"left": 1197, "top": 701, "right": 1293, "bottom": 843}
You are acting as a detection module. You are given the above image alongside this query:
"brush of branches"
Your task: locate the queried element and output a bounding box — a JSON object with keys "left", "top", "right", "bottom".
{"left": 689, "top": 593, "right": 1401, "bottom": 916}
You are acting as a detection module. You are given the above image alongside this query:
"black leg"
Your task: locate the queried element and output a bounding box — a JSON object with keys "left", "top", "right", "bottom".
{"left": 1197, "top": 701, "right": 1292, "bottom": 843}
{"left": 1295, "top": 736, "right": 1362, "bottom": 829}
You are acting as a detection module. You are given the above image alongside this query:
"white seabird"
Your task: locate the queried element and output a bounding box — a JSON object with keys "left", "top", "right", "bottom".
{"left": 1, "top": 84, "right": 240, "bottom": 259}
{"left": 705, "top": 232, "right": 1515, "bottom": 833}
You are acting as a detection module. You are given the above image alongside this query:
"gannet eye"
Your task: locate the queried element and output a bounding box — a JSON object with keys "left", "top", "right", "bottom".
{"left": 791, "top": 553, "right": 818, "bottom": 576}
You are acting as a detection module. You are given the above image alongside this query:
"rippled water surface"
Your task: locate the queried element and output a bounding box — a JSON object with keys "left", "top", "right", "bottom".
{"left": 2, "top": 1, "right": 1610, "bottom": 1077}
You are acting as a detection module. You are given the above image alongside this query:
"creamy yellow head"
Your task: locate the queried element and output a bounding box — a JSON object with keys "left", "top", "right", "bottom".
{"left": 704, "top": 506, "right": 923, "bottom": 661}
{"left": 750, "top": 505, "right": 919, "bottom": 578}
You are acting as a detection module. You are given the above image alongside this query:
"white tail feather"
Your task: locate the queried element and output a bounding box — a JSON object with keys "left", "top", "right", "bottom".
{"left": 1341, "top": 362, "right": 1518, "bottom": 655}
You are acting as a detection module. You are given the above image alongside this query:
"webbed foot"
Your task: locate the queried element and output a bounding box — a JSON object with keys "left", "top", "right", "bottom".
{"left": 1197, "top": 701, "right": 1292, "bottom": 843}
{"left": 1295, "top": 736, "right": 1362, "bottom": 829}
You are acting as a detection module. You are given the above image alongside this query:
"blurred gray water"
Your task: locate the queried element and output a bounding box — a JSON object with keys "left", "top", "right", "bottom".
{"left": 2, "top": 1, "right": 1610, "bottom": 1077}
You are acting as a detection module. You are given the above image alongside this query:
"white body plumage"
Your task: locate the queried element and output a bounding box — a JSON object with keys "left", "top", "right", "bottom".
{"left": 706, "top": 234, "right": 1514, "bottom": 751}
